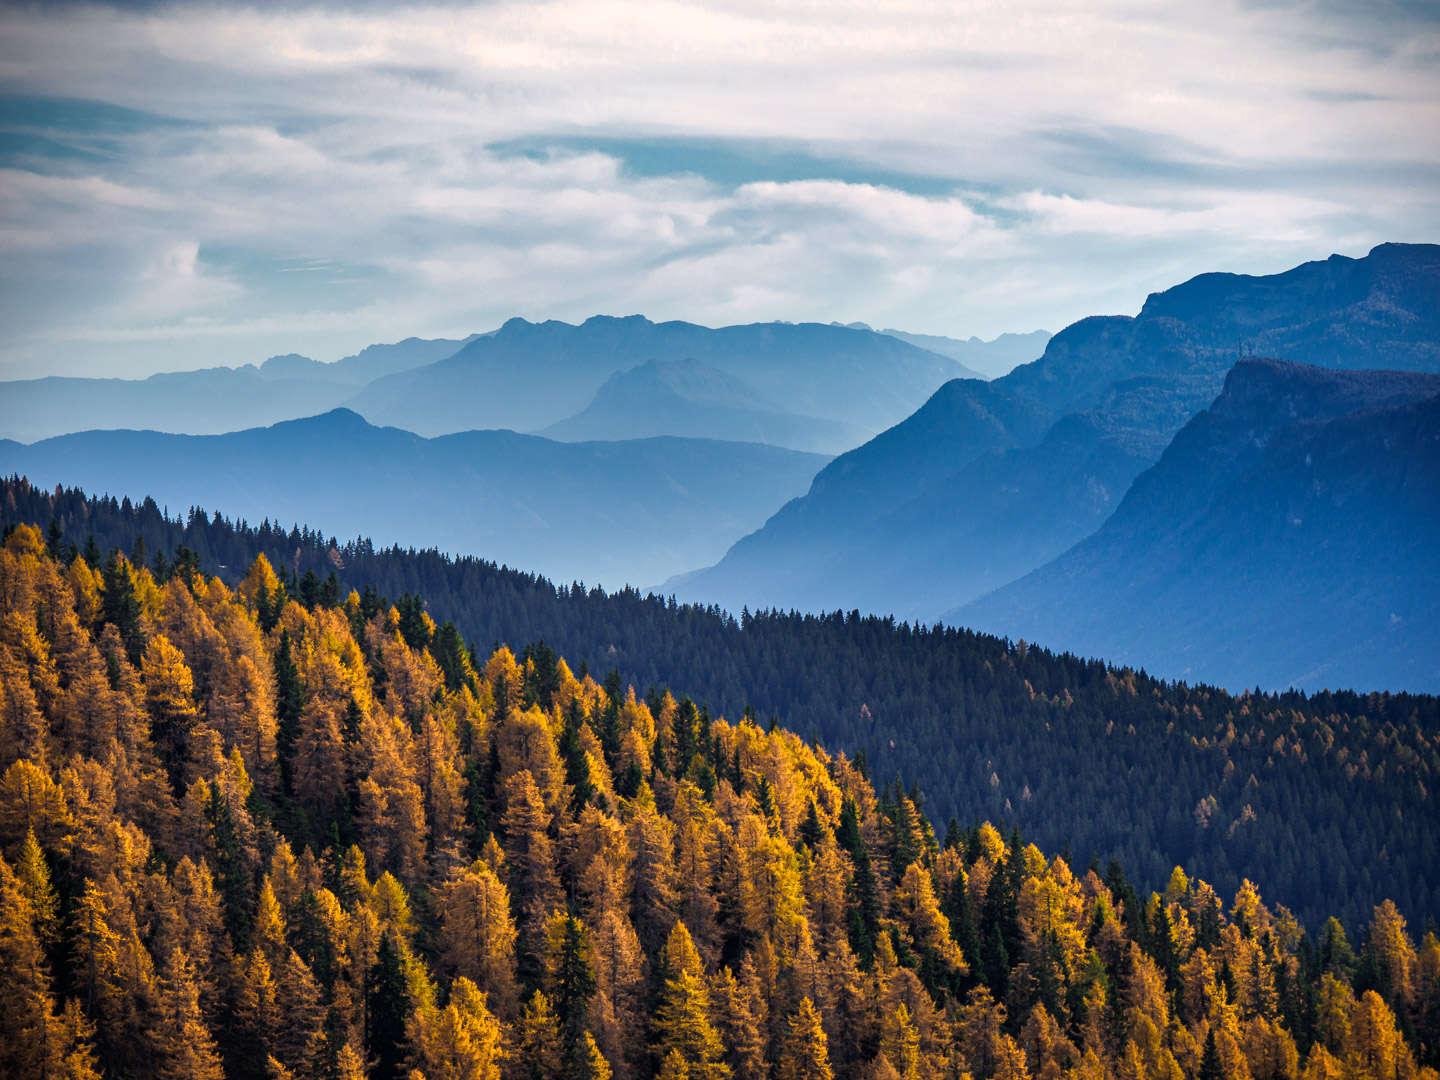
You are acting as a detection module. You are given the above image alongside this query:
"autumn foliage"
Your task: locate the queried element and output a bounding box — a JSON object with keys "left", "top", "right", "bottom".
{"left": 1, "top": 521, "right": 1437, "bottom": 1080}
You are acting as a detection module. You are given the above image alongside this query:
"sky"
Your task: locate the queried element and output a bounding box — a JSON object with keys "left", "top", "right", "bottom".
{"left": 0, "top": 0, "right": 1437, "bottom": 380}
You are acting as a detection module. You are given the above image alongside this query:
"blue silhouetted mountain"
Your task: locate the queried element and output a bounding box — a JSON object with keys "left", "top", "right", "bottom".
{"left": 955, "top": 359, "right": 1440, "bottom": 692}
{"left": 257, "top": 334, "right": 482, "bottom": 384}
{"left": 674, "top": 243, "right": 1440, "bottom": 618}
{"left": 0, "top": 333, "right": 478, "bottom": 443}
{"left": 540, "top": 358, "right": 864, "bottom": 453}
{"left": 0, "top": 409, "right": 827, "bottom": 589}
{"left": 877, "top": 328, "right": 1051, "bottom": 379}
{"left": 346, "top": 315, "right": 964, "bottom": 441}
{"left": 666, "top": 377, "right": 1051, "bottom": 607}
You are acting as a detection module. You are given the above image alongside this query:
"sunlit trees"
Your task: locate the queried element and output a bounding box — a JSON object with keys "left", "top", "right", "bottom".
{"left": 0, "top": 529, "right": 1436, "bottom": 1080}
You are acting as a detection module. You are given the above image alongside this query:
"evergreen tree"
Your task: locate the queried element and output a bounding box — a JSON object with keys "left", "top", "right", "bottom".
{"left": 101, "top": 551, "right": 145, "bottom": 663}
{"left": 366, "top": 934, "right": 412, "bottom": 1080}
{"left": 273, "top": 629, "right": 305, "bottom": 796}
{"left": 1198, "top": 1027, "right": 1223, "bottom": 1080}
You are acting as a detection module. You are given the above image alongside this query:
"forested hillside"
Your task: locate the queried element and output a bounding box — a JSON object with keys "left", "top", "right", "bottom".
{"left": 1, "top": 520, "right": 1438, "bottom": 1080}
{"left": 4, "top": 478, "right": 1438, "bottom": 941}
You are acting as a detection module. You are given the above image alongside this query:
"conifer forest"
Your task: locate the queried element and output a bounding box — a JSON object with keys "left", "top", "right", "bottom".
{"left": 4, "top": 3, "right": 1438, "bottom": 1078}
{"left": 1, "top": 494, "right": 1438, "bottom": 1080}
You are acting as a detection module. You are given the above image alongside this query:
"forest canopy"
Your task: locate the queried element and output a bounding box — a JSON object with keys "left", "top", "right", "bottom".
{"left": 1, "top": 514, "right": 1438, "bottom": 1080}
{"left": 4, "top": 477, "right": 1436, "bottom": 937}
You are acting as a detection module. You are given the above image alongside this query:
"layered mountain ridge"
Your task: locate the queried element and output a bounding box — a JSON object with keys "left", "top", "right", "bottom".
{"left": 957, "top": 358, "right": 1440, "bottom": 691}
{"left": 539, "top": 358, "right": 863, "bottom": 454}
{"left": 674, "top": 242, "right": 1440, "bottom": 627}
{"left": 0, "top": 409, "right": 828, "bottom": 589}
{"left": 0, "top": 334, "right": 478, "bottom": 443}
{"left": 350, "top": 315, "right": 965, "bottom": 442}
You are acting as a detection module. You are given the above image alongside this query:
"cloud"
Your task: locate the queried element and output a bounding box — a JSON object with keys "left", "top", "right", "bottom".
{"left": 0, "top": 0, "right": 1436, "bottom": 378}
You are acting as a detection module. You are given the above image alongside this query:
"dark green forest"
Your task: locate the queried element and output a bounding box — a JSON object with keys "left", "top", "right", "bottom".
{"left": 5, "top": 476, "right": 1437, "bottom": 936}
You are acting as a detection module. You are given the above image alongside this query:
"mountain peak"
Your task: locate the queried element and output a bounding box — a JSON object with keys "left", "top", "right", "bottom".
{"left": 279, "top": 406, "right": 376, "bottom": 433}
{"left": 582, "top": 313, "right": 653, "bottom": 327}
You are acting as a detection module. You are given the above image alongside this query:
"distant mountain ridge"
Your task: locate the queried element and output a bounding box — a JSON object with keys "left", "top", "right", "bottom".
{"left": 1, "top": 317, "right": 978, "bottom": 456}
{"left": 0, "top": 333, "right": 477, "bottom": 443}
{"left": 256, "top": 334, "right": 483, "bottom": 385}
{"left": 0, "top": 410, "right": 828, "bottom": 588}
{"left": 877, "top": 327, "right": 1052, "bottom": 379}
{"left": 348, "top": 315, "right": 966, "bottom": 442}
{"left": 956, "top": 359, "right": 1440, "bottom": 691}
{"left": 540, "top": 358, "right": 864, "bottom": 453}
{"left": 675, "top": 242, "right": 1440, "bottom": 621}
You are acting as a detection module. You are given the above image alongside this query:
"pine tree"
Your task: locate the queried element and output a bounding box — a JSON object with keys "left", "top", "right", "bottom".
{"left": 944, "top": 867, "right": 980, "bottom": 985}
{"left": 1199, "top": 1027, "right": 1223, "bottom": 1080}
{"left": 844, "top": 839, "right": 881, "bottom": 965}
{"left": 206, "top": 782, "right": 253, "bottom": 949}
{"left": 101, "top": 551, "right": 145, "bottom": 663}
{"left": 367, "top": 933, "right": 413, "bottom": 1080}
{"left": 545, "top": 911, "right": 598, "bottom": 1044}
{"left": 571, "top": 1031, "right": 614, "bottom": 1080}
{"left": 981, "top": 920, "right": 1009, "bottom": 1001}
{"left": 272, "top": 629, "right": 305, "bottom": 794}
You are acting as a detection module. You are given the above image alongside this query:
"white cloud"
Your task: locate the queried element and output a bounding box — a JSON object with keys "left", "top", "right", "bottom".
{"left": 0, "top": 0, "right": 1435, "bottom": 377}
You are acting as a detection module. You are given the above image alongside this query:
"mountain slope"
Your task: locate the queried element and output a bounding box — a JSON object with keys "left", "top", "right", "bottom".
{"left": 540, "top": 358, "right": 863, "bottom": 453}
{"left": 676, "top": 243, "right": 1440, "bottom": 619}
{"left": 0, "top": 334, "right": 475, "bottom": 442}
{"left": 667, "top": 378, "right": 1052, "bottom": 605}
{"left": 956, "top": 359, "right": 1440, "bottom": 691}
{"left": 348, "top": 315, "right": 963, "bottom": 440}
{"left": 0, "top": 410, "right": 827, "bottom": 588}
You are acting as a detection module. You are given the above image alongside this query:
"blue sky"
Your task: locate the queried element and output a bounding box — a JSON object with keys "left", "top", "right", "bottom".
{"left": 0, "top": 0, "right": 1437, "bottom": 378}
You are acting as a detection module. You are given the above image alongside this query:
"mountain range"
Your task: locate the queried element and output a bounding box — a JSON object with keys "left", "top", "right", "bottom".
{"left": 675, "top": 243, "right": 1440, "bottom": 636}
{"left": 0, "top": 317, "right": 979, "bottom": 454}
{"left": 0, "top": 334, "right": 478, "bottom": 443}
{"left": 4, "top": 242, "right": 1436, "bottom": 691}
{"left": 0, "top": 409, "right": 827, "bottom": 588}
{"left": 958, "top": 359, "right": 1440, "bottom": 691}
{"left": 350, "top": 315, "right": 965, "bottom": 446}
{"left": 872, "top": 326, "right": 1052, "bottom": 379}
